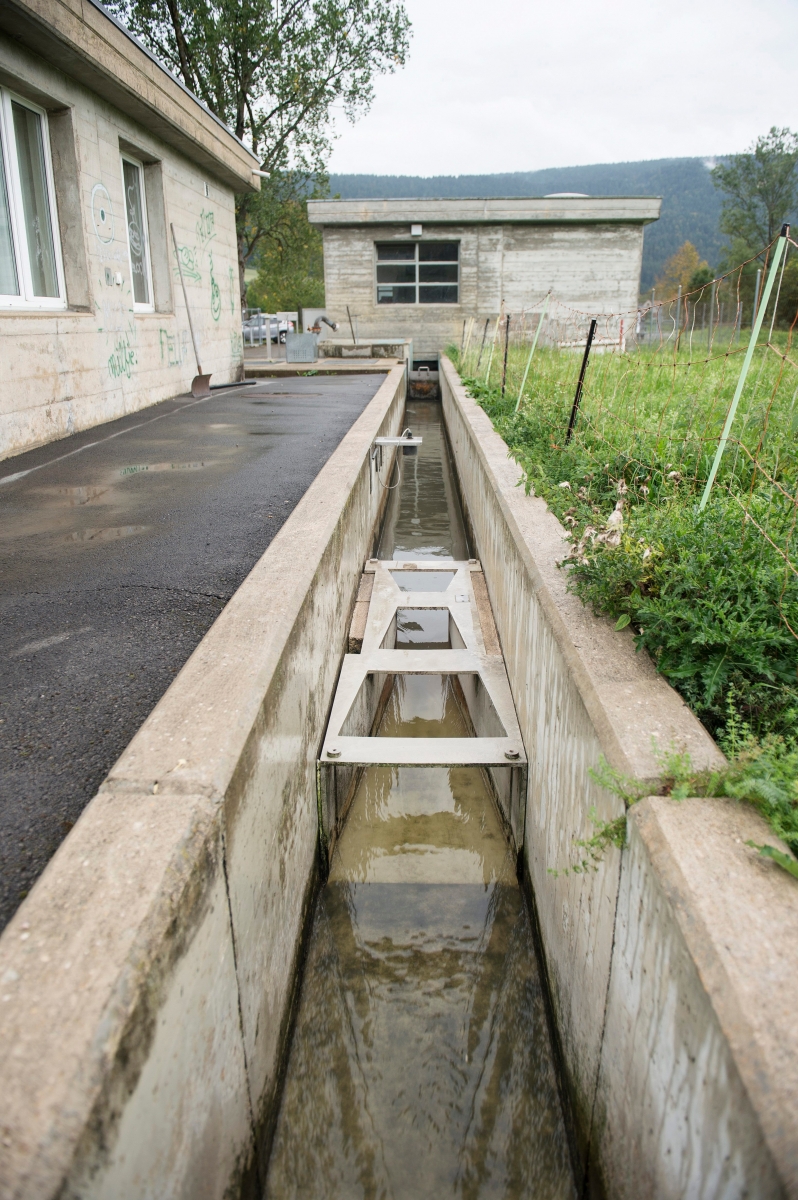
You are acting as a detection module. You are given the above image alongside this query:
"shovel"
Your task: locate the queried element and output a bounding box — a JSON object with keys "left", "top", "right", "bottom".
{"left": 170, "top": 222, "right": 212, "bottom": 398}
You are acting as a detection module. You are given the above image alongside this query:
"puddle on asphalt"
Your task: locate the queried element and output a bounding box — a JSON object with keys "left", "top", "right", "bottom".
{"left": 67, "top": 525, "right": 149, "bottom": 543}
{"left": 36, "top": 485, "right": 110, "bottom": 505}
{"left": 118, "top": 461, "right": 210, "bottom": 477}
{"left": 265, "top": 400, "right": 575, "bottom": 1198}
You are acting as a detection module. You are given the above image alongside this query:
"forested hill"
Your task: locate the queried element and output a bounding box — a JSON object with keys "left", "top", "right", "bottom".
{"left": 330, "top": 158, "right": 724, "bottom": 292}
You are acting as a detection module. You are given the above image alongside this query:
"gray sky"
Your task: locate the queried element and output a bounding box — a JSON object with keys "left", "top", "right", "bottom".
{"left": 329, "top": 0, "right": 798, "bottom": 175}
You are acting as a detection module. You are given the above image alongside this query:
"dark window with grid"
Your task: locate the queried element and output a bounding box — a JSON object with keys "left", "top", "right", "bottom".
{"left": 375, "top": 241, "right": 459, "bottom": 304}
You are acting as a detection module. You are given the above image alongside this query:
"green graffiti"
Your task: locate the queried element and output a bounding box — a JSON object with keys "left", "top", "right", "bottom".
{"left": 159, "top": 328, "right": 189, "bottom": 367}
{"left": 108, "top": 333, "right": 136, "bottom": 379}
{"left": 228, "top": 265, "right": 235, "bottom": 315}
{"left": 209, "top": 252, "right": 221, "bottom": 322}
{"left": 173, "top": 243, "right": 201, "bottom": 283}
{"left": 196, "top": 209, "right": 215, "bottom": 249}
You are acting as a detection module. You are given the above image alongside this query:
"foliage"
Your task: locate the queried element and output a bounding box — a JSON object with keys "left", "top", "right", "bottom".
{"left": 453, "top": 343, "right": 798, "bottom": 746}
{"left": 453, "top": 336, "right": 798, "bottom": 872}
{"left": 244, "top": 171, "right": 325, "bottom": 313}
{"left": 110, "top": 0, "right": 411, "bottom": 301}
{"left": 655, "top": 241, "right": 709, "bottom": 296}
{"left": 712, "top": 127, "right": 798, "bottom": 252}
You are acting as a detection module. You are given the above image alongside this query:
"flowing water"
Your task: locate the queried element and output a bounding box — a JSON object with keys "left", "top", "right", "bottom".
{"left": 264, "top": 401, "right": 575, "bottom": 1199}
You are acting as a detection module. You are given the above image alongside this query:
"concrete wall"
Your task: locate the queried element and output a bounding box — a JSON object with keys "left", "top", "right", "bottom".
{"left": 440, "top": 356, "right": 798, "bottom": 1198}
{"left": 0, "top": 366, "right": 406, "bottom": 1200}
{"left": 0, "top": 32, "right": 249, "bottom": 461}
{"left": 310, "top": 199, "right": 657, "bottom": 356}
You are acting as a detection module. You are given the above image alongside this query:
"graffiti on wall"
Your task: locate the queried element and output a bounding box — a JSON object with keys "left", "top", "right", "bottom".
{"left": 172, "top": 243, "right": 202, "bottom": 284}
{"left": 196, "top": 209, "right": 216, "bottom": 250}
{"left": 209, "top": 252, "right": 221, "bottom": 322}
{"left": 108, "top": 332, "right": 137, "bottom": 379}
{"left": 159, "top": 327, "right": 190, "bottom": 367}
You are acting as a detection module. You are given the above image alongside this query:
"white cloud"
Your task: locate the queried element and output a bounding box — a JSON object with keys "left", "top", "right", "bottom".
{"left": 329, "top": 0, "right": 798, "bottom": 175}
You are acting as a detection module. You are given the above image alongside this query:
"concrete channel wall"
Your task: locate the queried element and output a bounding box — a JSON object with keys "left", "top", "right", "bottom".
{"left": 440, "top": 356, "right": 798, "bottom": 1199}
{"left": 0, "top": 366, "right": 405, "bottom": 1200}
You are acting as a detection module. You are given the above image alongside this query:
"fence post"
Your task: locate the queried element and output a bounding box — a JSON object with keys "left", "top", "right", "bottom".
{"left": 501, "top": 314, "right": 511, "bottom": 397}
{"left": 752, "top": 268, "right": 762, "bottom": 328}
{"left": 565, "top": 318, "right": 597, "bottom": 444}
{"left": 515, "top": 292, "right": 551, "bottom": 413}
{"left": 476, "top": 317, "right": 490, "bottom": 371}
{"left": 708, "top": 279, "right": 716, "bottom": 345}
{"left": 699, "top": 226, "right": 789, "bottom": 511}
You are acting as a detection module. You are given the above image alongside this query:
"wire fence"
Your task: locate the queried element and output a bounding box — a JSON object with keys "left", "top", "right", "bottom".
{"left": 455, "top": 231, "right": 798, "bottom": 639}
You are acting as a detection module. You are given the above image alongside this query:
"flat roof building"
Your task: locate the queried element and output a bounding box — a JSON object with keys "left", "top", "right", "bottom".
{"left": 0, "top": 0, "right": 259, "bottom": 460}
{"left": 307, "top": 196, "right": 661, "bottom": 356}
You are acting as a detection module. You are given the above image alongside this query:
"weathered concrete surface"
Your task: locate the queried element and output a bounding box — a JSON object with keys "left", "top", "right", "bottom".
{"left": 0, "top": 7, "right": 254, "bottom": 460}
{"left": 309, "top": 197, "right": 660, "bottom": 355}
{"left": 0, "top": 365, "right": 406, "bottom": 1199}
{"left": 440, "top": 357, "right": 797, "bottom": 1197}
{"left": 594, "top": 797, "right": 798, "bottom": 1199}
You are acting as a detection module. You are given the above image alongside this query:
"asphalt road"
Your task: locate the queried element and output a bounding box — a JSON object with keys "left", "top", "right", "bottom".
{"left": 0, "top": 374, "right": 385, "bottom": 930}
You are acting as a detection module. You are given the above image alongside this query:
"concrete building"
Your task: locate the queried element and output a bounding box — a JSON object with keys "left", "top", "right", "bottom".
{"left": 307, "top": 196, "right": 661, "bottom": 356}
{"left": 0, "top": 0, "right": 259, "bottom": 461}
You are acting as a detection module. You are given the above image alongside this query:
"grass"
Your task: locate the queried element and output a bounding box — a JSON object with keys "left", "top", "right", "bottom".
{"left": 451, "top": 334, "right": 798, "bottom": 871}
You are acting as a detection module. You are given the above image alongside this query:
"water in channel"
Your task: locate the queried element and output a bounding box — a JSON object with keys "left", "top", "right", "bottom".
{"left": 264, "top": 400, "right": 575, "bottom": 1199}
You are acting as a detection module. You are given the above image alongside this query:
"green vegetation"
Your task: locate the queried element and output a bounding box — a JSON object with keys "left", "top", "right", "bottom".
{"left": 452, "top": 336, "right": 798, "bottom": 869}
{"left": 245, "top": 172, "right": 325, "bottom": 314}
{"left": 110, "top": 0, "right": 411, "bottom": 306}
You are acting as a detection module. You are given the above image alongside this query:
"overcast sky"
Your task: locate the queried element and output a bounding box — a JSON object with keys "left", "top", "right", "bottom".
{"left": 329, "top": 0, "right": 798, "bottom": 176}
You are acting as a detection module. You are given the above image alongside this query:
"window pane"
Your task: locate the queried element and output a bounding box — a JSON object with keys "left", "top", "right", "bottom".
{"left": 419, "top": 241, "right": 458, "bottom": 262}
{"left": 376, "top": 242, "right": 415, "bottom": 261}
{"left": 12, "top": 102, "right": 58, "bottom": 297}
{"left": 377, "top": 284, "right": 416, "bottom": 304}
{"left": 419, "top": 263, "right": 458, "bottom": 283}
{"left": 0, "top": 132, "right": 18, "bottom": 296}
{"left": 376, "top": 263, "right": 416, "bottom": 284}
{"left": 122, "top": 159, "right": 150, "bottom": 305}
{"left": 419, "top": 285, "right": 458, "bottom": 304}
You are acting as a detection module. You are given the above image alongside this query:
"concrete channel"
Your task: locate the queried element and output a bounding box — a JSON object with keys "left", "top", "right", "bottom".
{"left": 0, "top": 359, "right": 797, "bottom": 1199}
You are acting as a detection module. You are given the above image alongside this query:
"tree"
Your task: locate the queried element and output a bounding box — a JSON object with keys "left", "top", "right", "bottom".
{"left": 712, "top": 127, "right": 798, "bottom": 253}
{"left": 109, "top": 0, "right": 411, "bottom": 303}
{"left": 246, "top": 174, "right": 325, "bottom": 313}
{"left": 654, "top": 242, "right": 710, "bottom": 298}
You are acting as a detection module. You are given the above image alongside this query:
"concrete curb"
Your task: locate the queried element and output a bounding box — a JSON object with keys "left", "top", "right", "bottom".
{"left": 440, "top": 356, "right": 798, "bottom": 1198}
{"left": 0, "top": 365, "right": 406, "bottom": 1200}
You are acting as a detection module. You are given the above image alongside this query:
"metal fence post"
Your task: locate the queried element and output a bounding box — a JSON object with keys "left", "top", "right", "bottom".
{"left": 515, "top": 292, "right": 551, "bottom": 413}
{"left": 565, "top": 319, "right": 597, "bottom": 444}
{"left": 699, "top": 226, "right": 789, "bottom": 511}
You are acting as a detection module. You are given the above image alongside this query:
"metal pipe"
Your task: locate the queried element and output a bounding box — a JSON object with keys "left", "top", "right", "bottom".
{"left": 515, "top": 292, "right": 550, "bottom": 413}
{"left": 700, "top": 225, "right": 789, "bottom": 510}
{"left": 565, "top": 319, "right": 597, "bottom": 444}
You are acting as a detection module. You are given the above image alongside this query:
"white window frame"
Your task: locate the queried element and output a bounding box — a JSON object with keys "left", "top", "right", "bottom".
{"left": 120, "top": 153, "right": 154, "bottom": 314}
{"left": 0, "top": 88, "right": 66, "bottom": 310}
{"left": 374, "top": 241, "right": 460, "bottom": 306}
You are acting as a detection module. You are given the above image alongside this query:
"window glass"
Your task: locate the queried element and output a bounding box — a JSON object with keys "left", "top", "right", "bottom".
{"left": 377, "top": 285, "right": 415, "bottom": 304}
{"left": 376, "top": 263, "right": 416, "bottom": 284}
{"left": 12, "top": 101, "right": 58, "bottom": 297}
{"left": 419, "top": 241, "right": 459, "bottom": 262}
{"left": 375, "top": 240, "right": 459, "bottom": 304}
{"left": 122, "top": 158, "right": 151, "bottom": 306}
{"left": 420, "top": 285, "right": 458, "bottom": 304}
{"left": 376, "top": 242, "right": 415, "bottom": 260}
{"left": 0, "top": 133, "right": 18, "bottom": 296}
{"left": 419, "top": 263, "right": 458, "bottom": 283}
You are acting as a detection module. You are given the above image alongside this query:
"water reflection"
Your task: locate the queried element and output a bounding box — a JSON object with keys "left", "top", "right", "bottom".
{"left": 377, "top": 401, "right": 469, "bottom": 560}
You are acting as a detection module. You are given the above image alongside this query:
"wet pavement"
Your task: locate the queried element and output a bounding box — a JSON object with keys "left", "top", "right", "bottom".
{"left": 0, "top": 375, "right": 385, "bottom": 930}
{"left": 264, "top": 402, "right": 575, "bottom": 1199}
